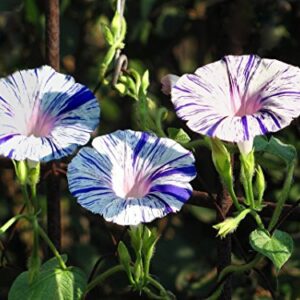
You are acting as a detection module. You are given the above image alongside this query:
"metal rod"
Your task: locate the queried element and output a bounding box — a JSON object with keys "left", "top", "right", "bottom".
{"left": 45, "top": 0, "right": 61, "bottom": 252}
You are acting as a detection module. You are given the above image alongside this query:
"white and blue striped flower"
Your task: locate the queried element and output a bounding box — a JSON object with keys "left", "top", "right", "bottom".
{"left": 67, "top": 130, "right": 196, "bottom": 225}
{"left": 0, "top": 65, "right": 100, "bottom": 161}
{"left": 168, "top": 55, "right": 300, "bottom": 153}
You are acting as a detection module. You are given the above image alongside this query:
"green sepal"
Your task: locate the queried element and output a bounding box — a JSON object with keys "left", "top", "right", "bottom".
{"left": 240, "top": 149, "right": 255, "bottom": 180}
{"left": 117, "top": 241, "right": 134, "bottom": 284}
{"left": 129, "top": 225, "right": 143, "bottom": 255}
{"left": 213, "top": 208, "right": 251, "bottom": 238}
{"left": 141, "top": 70, "right": 150, "bottom": 94}
{"left": 101, "top": 23, "right": 114, "bottom": 46}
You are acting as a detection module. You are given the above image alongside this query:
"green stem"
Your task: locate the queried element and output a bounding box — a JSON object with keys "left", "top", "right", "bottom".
{"left": 20, "top": 184, "right": 32, "bottom": 211}
{"left": 146, "top": 276, "right": 169, "bottom": 298}
{"left": 155, "top": 108, "right": 167, "bottom": 137}
{"left": 268, "top": 163, "right": 295, "bottom": 232}
{"left": 142, "top": 287, "right": 169, "bottom": 300}
{"left": 84, "top": 265, "right": 125, "bottom": 296}
{"left": 219, "top": 254, "right": 262, "bottom": 281}
{"left": 99, "top": 46, "right": 117, "bottom": 83}
{"left": 37, "top": 225, "right": 67, "bottom": 270}
{"left": 250, "top": 211, "right": 265, "bottom": 230}
{"left": 0, "top": 214, "right": 25, "bottom": 235}
{"left": 226, "top": 181, "right": 243, "bottom": 211}
{"left": 30, "top": 183, "right": 38, "bottom": 211}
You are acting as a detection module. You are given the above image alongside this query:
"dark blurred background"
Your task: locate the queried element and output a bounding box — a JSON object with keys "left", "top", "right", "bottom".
{"left": 0, "top": 0, "right": 300, "bottom": 299}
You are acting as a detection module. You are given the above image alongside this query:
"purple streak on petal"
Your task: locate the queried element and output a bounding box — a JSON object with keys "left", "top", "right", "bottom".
{"left": 44, "top": 70, "right": 57, "bottom": 87}
{"left": 149, "top": 194, "right": 173, "bottom": 213}
{"left": 260, "top": 109, "right": 281, "bottom": 128}
{"left": 150, "top": 184, "right": 192, "bottom": 202}
{"left": 58, "top": 87, "right": 95, "bottom": 115}
{"left": 242, "top": 116, "right": 249, "bottom": 140}
{"left": 259, "top": 91, "right": 300, "bottom": 103}
{"left": 186, "top": 74, "right": 211, "bottom": 93}
{"left": 173, "top": 85, "right": 191, "bottom": 94}
{"left": 206, "top": 116, "right": 227, "bottom": 136}
{"left": 73, "top": 186, "right": 109, "bottom": 196}
{"left": 244, "top": 55, "right": 255, "bottom": 83}
{"left": 149, "top": 152, "right": 191, "bottom": 179}
{"left": 175, "top": 102, "right": 198, "bottom": 112}
{"left": 0, "top": 134, "right": 19, "bottom": 145}
{"left": 133, "top": 132, "right": 148, "bottom": 166}
{"left": 255, "top": 116, "right": 267, "bottom": 134}
{"left": 150, "top": 166, "right": 196, "bottom": 181}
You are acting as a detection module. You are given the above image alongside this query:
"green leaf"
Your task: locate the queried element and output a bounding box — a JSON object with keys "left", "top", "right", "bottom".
{"left": 249, "top": 229, "right": 293, "bottom": 270}
{"left": 254, "top": 136, "right": 297, "bottom": 166}
{"left": 41, "top": 255, "right": 68, "bottom": 271}
{"left": 8, "top": 256, "right": 86, "bottom": 300}
{"left": 167, "top": 128, "right": 191, "bottom": 144}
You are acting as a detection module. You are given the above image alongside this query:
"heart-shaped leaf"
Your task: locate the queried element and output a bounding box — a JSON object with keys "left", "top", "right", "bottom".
{"left": 250, "top": 229, "right": 293, "bottom": 270}
{"left": 254, "top": 136, "right": 297, "bottom": 166}
{"left": 8, "top": 256, "right": 87, "bottom": 300}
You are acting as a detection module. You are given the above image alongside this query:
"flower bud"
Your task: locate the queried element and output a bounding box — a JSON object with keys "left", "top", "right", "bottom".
{"left": 240, "top": 149, "right": 255, "bottom": 180}
{"left": 27, "top": 160, "right": 40, "bottom": 186}
{"left": 210, "top": 138, "right": 232, "bottom": 186}
{"left": 255, "top": 165, "right": 266, "bottom": 206}
{"left": 16, "top": 160, "right": 28, "bottom": 186}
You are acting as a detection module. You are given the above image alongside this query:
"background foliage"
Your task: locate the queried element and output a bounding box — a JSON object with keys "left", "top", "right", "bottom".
{"left": 0, "top": 0, "right": 300, "bottom": 299}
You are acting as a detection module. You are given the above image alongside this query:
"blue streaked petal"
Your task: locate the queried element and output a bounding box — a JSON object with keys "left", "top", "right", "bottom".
{"left": 67, "top": 130, "right": 196, "bottom": 226}
{"left": 0, "top": 65, "right": 100, "bottom": 161}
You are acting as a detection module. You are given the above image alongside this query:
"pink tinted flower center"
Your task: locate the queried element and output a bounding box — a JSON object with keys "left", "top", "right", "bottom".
{"left": 228, "top": 82, "right": 262, "bottom": 117}
{"left": 26, "top": 104, "right": 56, "bottom": 137}
{"left": 124, "top": 177, "right": 151, "bottom": 198}
{"left": 113, "top": 171, "right": 151, "bottom": 199}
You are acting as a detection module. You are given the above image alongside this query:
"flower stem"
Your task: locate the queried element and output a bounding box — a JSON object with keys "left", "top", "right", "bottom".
{"left": 268, "top": 163, "right": 295, "bottom": 232}
{"left": 155, "top": 107, "right": 168, "bottom": 137}
{"left": 219, "top": 254, "right": 262, "bottom": 281}
{"left": 84, "top": 265, "right": 125, "bottom": 296}
{"left": 146, "top": 276, "right": 170, "bottom": 298}
{"left": 142, "top": 287, "right": 168, "bottom": 300}
{"left": 250, "top": 211, "right": 265, "bottom": 230}
{"left": 227, "top": 183, "right": 242, "bottom": 211}
{"left": 30, "top": 183, "right": 38, "bottom": 211}
{"left": 20, "top": 184, "right": 32, "bottom": 211}
{"left": 0, "top": 214, "right": 25, "bottom": 235}
{"left": 37, "top": 225, "right": 67, "bottom": 270}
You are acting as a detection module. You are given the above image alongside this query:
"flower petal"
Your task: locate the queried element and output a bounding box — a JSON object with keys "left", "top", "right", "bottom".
{"left": 171, "top": 55, "right": 300, "bottom": 142}
{"left": 67, "top": 130, "right": 196, "bottom": 225}
{"left": 0, "top": 66, "right": 100, "bottom": 161}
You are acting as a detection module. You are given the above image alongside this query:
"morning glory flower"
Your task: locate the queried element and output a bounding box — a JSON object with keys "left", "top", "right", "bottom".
{"left": 168, "top": 55, "right": 300, "bottom": 154}
{"left": 67, "top": 130, "right": 196, "bottom": 225}
{"left": 0, "top": 66, "right": 100, "bottom": 161}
